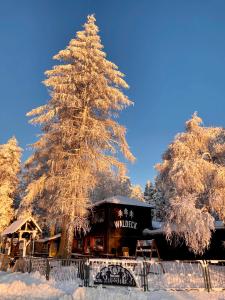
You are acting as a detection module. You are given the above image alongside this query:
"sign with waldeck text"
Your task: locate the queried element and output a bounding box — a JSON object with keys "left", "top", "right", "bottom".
{"left": 114, "top": 208, "right": 138, "bottom": 230}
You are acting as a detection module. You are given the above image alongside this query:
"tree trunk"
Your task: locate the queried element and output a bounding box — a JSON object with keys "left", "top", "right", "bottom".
{"left": 58, "top": 215, "right": 75, "bottom": 258}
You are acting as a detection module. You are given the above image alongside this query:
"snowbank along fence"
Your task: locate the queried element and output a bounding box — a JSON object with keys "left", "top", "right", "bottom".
{"left": 12, "top": 257, "right": 225, "bottom": 292}
{"left": 13, "top": 257, "right": 87, "bottom": 284}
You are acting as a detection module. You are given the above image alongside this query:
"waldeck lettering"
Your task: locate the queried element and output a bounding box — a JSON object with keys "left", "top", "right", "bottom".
{"left": 114, "top": 220, "right": 137, "bottom": 229}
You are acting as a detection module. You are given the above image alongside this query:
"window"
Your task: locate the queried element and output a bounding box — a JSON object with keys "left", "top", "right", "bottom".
{"left": 93, "top": 237, "right": 104, "bottom": 251}
{"left": 92, "top": 209, "right": 105, "bottom": 224}
{"left": 77, "top": 239, "right": 83, "bottom": 250}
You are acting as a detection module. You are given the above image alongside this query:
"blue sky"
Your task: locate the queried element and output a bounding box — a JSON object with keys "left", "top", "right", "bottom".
{"left": 1, "top": 0, "right": 225, "bottom": 187}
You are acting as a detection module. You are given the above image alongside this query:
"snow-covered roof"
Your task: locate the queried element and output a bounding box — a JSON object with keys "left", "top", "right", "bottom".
{"left": 143, "top": 228, "right": 164, "bottom": 235}
{"left": 92, "top": 195, "right": 154, "bottom": 208}
{"left": 36, "top": 233, "right": 61, "bottom": 243}
{"left": 148, "top": 220, "right": 225, "bottom": 234}
{"left": 1, "top": 216, "right": 42, "bottom": 236}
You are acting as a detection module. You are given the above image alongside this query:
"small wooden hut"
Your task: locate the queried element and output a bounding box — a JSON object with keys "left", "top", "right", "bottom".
{"left": 1, "top": 217, "right": 42, "bottom": 257}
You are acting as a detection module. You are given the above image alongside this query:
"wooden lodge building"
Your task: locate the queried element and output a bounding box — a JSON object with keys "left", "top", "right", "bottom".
{"left": 33, "top": 196, "right": 154, "bottom": 258}
{"left": 32, "top": 195, "right": 154, "bottom": 258}
{"left": 1, "top": 195, "right": 225, "bottom": 260}
{"left": 73, "top": 195, "right": 154, "bottom": 257}
{"left": 32, "top": 194, "right": 225, "bottom": 259}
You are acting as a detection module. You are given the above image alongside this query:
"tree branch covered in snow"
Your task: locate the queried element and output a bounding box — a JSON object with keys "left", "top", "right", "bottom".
{"left": 130, "top": 184, "right": 144, "bottom": 201}
{"left": 155, "top": 113, "right": 225, "bottom": 254}
{"left": 19, "top": 15, "right": 135, "bottom": 256}
{"left": 91, "top": 171, "right": 132, "bottom": 202}
{"left": 0, "top": 137, "right": 22, "bottom": 231}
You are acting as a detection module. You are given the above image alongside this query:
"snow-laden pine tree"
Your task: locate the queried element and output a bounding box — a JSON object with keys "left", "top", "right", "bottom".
{"left": 20, "top": 15, "right": 135, "bottom": 257}
{"left": 143, "top": 180, "right": 165, "bottom": 220}
{"left": 130, "top": 184, "right": 144, "bottom": 201}
{"left": 151, "top": 184, "right": 165, "bottom": 221}
{"left": 0, "top": 137, "right": 22, "bottom": 231}
{"left": 91, "top": 171, "right": 132, "bottom": 202}
{"left": 144, "top": 180, "right": 155, "bottom": 202}
{"left": 155, "top": 113, "right": 225, "bottom": 254}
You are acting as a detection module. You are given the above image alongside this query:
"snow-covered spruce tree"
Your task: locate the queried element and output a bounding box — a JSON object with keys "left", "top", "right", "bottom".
{"left": 155, "top": 113, "right": 225, "bottom": 254}
{"left": 144, "top": 180, "right": 155, "bottom": 203}
{"left": 151, "top": 184, "right": 165, "bottom": 221}
{"left": 130, "top": 184, "right": 144, "bottom": 201}
{"left": 0, "top": 137, "right": 22, "bottom": 231}
{"left": 21, "top": 15, "right": 135, "bottom": 257}
{"left": 91, "top": 171, "right": 132, "bottom": 202}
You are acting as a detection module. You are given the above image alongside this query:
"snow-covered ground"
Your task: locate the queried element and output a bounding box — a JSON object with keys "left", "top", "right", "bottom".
{"left": 1, "top": 271, "right": 225, "bottom": 300}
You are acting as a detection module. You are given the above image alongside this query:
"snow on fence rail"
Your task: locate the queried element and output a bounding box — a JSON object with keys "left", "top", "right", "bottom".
{"left": 12, "top": 257, "right": 225, "bottom": 292}
{"left": 48, "top": 259, "right": 86, "bottom": 282}
{"left": 87, "top": 259, "right": 207, "bottom": 291}
{"left": 145, "top": 260, "right": 206, "bottom": 291}
{"left": 207, "top": 261, "right": 225, "bottom": 290}
{"left": 13, "top": 257, "right": 86, "bottom": 282}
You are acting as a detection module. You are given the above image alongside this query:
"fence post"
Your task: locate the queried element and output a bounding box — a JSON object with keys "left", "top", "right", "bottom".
{"left": 28, "top": 258, "right": 32, "bottom": 273}
{"left": 84, "top": 260, "right": 90, "bottom": 287}
{"left": 142, "top": 261, "right": 148, "bottom": 291}
{"left": 78, "top": 259, "right": 84, "bottom": 280}
{"left": 200, "top": 260, "right": 211, "bottom": 292}
{"left": 46, "top": 259, "right": 50, "bottom": 281}
{"left": 205, "top": 261, "right": 212, "bottom": 292}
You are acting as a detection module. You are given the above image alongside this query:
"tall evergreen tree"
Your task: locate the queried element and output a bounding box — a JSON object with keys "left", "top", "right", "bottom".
{"left": 144, "top": 180, "right": 155, "bottom": 202}
{"left": 20, "top": 15, "right": 135, "bottom": 257}
{"left": 155, "top": 113, "right": 225, "bottom": 254}
{"left": 143, "top": 180, "right": 165, "bottom": 220}
{"left": 0, "top": 137, "right": 22, "bottom": 231}
{"left": 130, "top": 184, "right": 144, "bottom": 201}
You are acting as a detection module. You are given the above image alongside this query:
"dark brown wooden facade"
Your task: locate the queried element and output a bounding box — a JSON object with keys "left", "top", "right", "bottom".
{"left": 72, "top": 196, "right": 153, "bottom": 257}
{"left": 149, "top": 228, "right": 225, "bottom": 260}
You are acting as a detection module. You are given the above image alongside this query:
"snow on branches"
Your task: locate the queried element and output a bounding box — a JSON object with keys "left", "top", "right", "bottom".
{"left": 155, "top": 113, "right": 225, "bottom": 254}
{"left": 130, "top": 184, "right": 144, "bottom": 201}
{"left": 91, "top": 171, "right": 132, "bottom": 202}
{"left": 0, "top": 137, "right": 22, "bottom": 231}
{"left": 20, "top": 15, "right": 135, "bottom": 256}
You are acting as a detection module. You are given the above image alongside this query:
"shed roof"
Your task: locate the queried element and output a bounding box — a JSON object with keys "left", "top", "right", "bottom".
{"left": 92, "top": 195, "right": 154, "bottom": 208}
{"left": 1, "top": 216, "right": 42, "bottom": 236}
{"left": 36, "top": 233, "right": 61, "bottom": 243}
